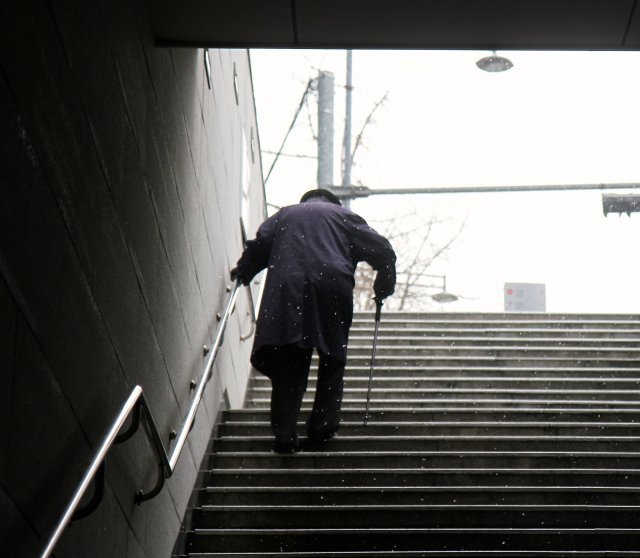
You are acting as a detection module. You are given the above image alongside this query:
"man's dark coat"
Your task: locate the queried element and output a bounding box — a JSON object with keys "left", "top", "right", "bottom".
{"left": 236, "top": 197, "right": 396, "bottom": 376}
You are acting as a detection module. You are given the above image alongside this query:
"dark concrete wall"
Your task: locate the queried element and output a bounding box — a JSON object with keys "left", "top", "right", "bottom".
{"left": 0, "top": 1, "right": 265, "bottom": 556}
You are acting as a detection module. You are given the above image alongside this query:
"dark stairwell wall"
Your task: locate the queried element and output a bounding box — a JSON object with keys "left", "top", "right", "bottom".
{"left": 0, "top": 1, "right": 265, "bottom": 556}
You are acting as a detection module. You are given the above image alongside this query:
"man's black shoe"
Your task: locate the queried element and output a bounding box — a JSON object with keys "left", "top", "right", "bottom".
{"left": 273, "top": 442, "right": 300, "bottom": 454}
{"left": 305, "top": 431, "right": 336, "bottom": 450}
{"left": 307, "top": 430, "right": 335, "bottom": 444}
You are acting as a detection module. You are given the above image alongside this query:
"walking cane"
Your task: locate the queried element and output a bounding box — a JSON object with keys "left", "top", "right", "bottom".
{"left": 363, "top": 298, "right": 383, "bottom": 426}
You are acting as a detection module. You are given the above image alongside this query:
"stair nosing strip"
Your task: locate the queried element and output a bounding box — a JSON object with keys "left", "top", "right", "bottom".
{"left": 250, "top": 391, "right": 640, "bottom": 396}
{"left": 198, "top": 504, "right": 640, "bottom": 510}
{"left": 206, "top": 467, "right": 640, "bottom": 474}
{"left": 215, "top": 435, "right": 640, "bottom": 441}
{"left": 192, "top": 527, "right": 640, "bottom": 534}
{"left": 208, "top": 450, "right": 640, "bottom": 456}
{"left": 202, "top": 485, "right": 640, "bottom": 493}
{"left": 225, "top": 407, "right": 640, "bottom": 415}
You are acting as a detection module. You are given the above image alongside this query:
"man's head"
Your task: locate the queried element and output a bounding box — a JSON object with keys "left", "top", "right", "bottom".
{"left": 299, "top": 188, "right": 342, "bottom": 206}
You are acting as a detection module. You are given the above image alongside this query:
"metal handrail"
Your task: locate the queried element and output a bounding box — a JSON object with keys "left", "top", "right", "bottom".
{"left": 42, "top": 280, "right": 247, "bottom": 558}
{"left": 167, "top": 280, "right": 240, "bottom": 470}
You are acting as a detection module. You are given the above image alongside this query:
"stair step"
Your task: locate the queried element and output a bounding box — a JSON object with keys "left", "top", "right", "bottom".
{"left": 212, "top": 436, "right": 640, "bottom": 453}
{"left": 248, "top": 398, "right": 640, "bottom": 410}
{"left": 349, "top": 336, "right": 640, "bottom": 346}
{"left": 351, "top": 325, "right": 640, "bottom": 334}
{"left": 339, "top": 356, "right": 640, "bottom": 367}
{"left": 252, "top": 374, "right": 640, "bottom": 387}
{"left": 352, "top": 316, "right": 640, "bottom": 326}
{"left": 350, "top": 326, "right": 640, "bottom": 337}
{"left": 247, "top": 387, "right": 640, "bottom": 401}
{"left": 185, "top": 312, "right": 640, "bottom": 556}
{"left": 346, "top": 345, "right": 640, "bottom": 357}
{"left": 350, "top": 328, "right": 640, "bottom": 338}
{"left": 204, "top": 469, "right": 640, "bottom": 487}
{"left": 189, "top": 552, "right": 640, "bottom": 558}
{"left": 352, "top": 312, "right": 640, "bottom": 320}
{"left": 249, "top": 400, "right": 640, "bottom": 413}
{"left": 187, "top": 527, "right": 640, "bottom": 553}
{"left": 193, "top": 505, "right": 640, "bottom": 528}
{"left": 197, "top": 485, "right": 640, "bottom": 506}
{"left": 334, "top": 366, "right": 640, "bottom": 378}
{"left": 218, "top": 422, "right": 640, "bottom": 437}
{"left": 208, "top": 451, "right": 640, "bottom": 470}
{"left": 225, "top": 408, "right": 640, "bottom": 422}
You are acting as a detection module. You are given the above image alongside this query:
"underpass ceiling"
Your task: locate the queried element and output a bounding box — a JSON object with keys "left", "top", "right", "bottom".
{"left": 147, "top": 0, "right": 640, "bottom": 49}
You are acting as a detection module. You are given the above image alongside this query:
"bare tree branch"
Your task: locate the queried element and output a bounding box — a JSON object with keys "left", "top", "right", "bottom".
{"left": 349, "top": 91, "right": 389, "bottom": 171}
{"left": 353, "top": 213, "right": 466, "bottom": 311}
{"left": 329, "top": 83, "right": 465, "bottom": 312}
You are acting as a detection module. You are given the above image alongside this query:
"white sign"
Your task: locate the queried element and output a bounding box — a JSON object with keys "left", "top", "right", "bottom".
{"left": 504, "top": 282, "right": 546, "bottom": 312}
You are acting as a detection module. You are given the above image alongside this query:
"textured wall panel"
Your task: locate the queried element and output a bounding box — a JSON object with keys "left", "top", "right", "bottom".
{"left": 0, "top": 0, "right": 265, "bottom": 555}
{"left": 0, "top": 487, "right": 42, "bottom": 556}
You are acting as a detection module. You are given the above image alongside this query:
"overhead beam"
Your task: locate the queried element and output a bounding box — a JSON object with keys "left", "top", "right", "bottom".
{"left": 147, "top": 0, "right": 640, "bottom": 50}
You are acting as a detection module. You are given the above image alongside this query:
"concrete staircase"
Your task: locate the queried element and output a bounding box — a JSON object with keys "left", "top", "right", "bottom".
{"left": 185, "top": 312, "right": 640, "bottom": 556}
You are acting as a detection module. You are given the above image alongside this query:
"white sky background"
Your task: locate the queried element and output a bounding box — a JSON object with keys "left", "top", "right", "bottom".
{"left": 249, "top": 49, "right": 640, "bottom": 314}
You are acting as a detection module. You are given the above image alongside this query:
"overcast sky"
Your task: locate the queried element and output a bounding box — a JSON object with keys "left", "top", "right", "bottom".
{"left": 249, "top": 49, "right": 640, "bottom": 314}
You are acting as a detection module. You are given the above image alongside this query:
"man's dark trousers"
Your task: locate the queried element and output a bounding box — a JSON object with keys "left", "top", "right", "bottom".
{"left": 263, "top": 344, "right": 345, "bottom": 448}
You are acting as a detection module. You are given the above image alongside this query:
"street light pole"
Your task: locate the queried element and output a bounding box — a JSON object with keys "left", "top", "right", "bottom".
{"left": 342, "top": 51, "right": 353, "bottom": 208}
{"left": 317, "top": 71, "right": 335, "bottom": 188}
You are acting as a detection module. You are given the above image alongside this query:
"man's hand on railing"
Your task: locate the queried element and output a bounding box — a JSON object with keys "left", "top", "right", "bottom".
{"left": 230, "top": 267, "right": 249, "bottom": 286}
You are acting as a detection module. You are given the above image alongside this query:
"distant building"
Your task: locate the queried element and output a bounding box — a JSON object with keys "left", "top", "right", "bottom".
{"left": 505, "top": 283, "right": 546, "bottom": 312}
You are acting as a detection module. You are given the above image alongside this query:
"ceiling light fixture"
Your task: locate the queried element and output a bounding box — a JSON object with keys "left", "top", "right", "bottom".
{"left": 476, "top": 51, "right": 514, "bottom": 72}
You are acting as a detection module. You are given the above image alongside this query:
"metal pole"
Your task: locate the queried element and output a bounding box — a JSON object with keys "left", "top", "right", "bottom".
{"left": 317, "top": 71, "right": 334, "bottom": 188}
{"left": 327, "top": 182, "right": 640, "bottom": 200}
{"left": 342, "top": 51, "right": 353, "bottom": 208}
{"left": 363, "top": 299, "right": 383, "bottom": 427}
